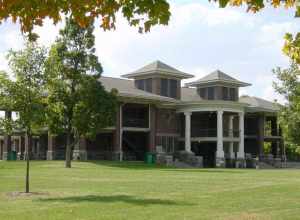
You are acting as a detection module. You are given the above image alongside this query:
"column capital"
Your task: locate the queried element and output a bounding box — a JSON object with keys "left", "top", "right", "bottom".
{"left": 217, "top": 110, "right": 224, "bottom": 115}
{"left": 238, "top": 112, "right": 244, "bottom": 117}
{"left": 229, "top": 115, "right": 235, "bottom": 120}
{"left": 184, "top": 111, "right": 192, "bottom": 116}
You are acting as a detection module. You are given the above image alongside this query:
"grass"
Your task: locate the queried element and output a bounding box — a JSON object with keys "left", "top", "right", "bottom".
{"left": 1, "top": 161, "right": 300, "bottom": 220}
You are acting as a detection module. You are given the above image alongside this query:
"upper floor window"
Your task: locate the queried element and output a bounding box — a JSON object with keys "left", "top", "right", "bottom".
{"left": 160, "top": 78, "right": 178, "bottom": 99}
{"left": 135, "top": 79, "right": 144, "bottom": 90}
{"left": 222, "top": 87, "right": 229, "bottom": 100}
{"left": 170, "top": 79, "right": 178, "bottom": 98}
{"left": 161, "top": 78, "right": 168, "bottom": 96}
{"left": 135, "top": 79, "right": 152, "bottom": 92}
{"left": 199, "top": 88, "right": 206, "bottom": 99}
{"left": 145, "top": 79, "right": 152, "bottom": 92}
{"left": 229, "top": 88, "right": 236, "bottom": 101}
{"left": 207, "top": 87, "right": 214, "bottom": 100}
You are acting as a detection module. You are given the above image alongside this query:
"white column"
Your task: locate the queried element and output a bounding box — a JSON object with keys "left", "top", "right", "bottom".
{"left": 184, "top": 112, "right": 192, "bottom": 152}
{"left": 216, "top": 110, "right": 224, "bottom": 158}
{"left": 237, "top": 112, "right": 245, "bottom": 159}
{"left": 119, "top": 104, "right": 123, "bottom": 161}
{"left": 229, "top": 115, "right": 235, "bottom": 159}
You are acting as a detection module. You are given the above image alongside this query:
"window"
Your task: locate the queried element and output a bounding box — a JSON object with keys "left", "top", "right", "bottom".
{"left": 229, "top": 88, "right": 236, "bottom": 101}
{"left": 160, "top": 78, "right": 179, "bottom": 98}
{"left": 161, "top": 78, "right": 169, "bottom": 97}
{"left": 207, "top": 87, "right": 215, "bottom": 100}
{"left": 135, "top": 79, "right": 145, "bottom": 90}
{"left": 222, "top": 87, "right": 229, "bottom": 100}
{"left": 170, "top": 79, "right": 178, "bottom": 98}
{"left": 199, "top": 88, "right": 206, "bottom": 99}
{"left": 145, "top": 79, "right": 152, "bottom": 92}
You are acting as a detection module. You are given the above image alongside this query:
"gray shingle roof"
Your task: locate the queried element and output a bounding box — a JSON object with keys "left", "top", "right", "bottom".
{"left": 99, "top": 76, "right": 178, "bottom": 103}
{"left": 239, "top": 95, "right": 280, "bottom": 112}
{"left": 98, "top": 76, "right": 279, "bottom": 112}
{"left": 121, "top": 60, "right": 194, "bottom": 79}
{"left": 186, "top": 69, "right": 251, "bottom": 87}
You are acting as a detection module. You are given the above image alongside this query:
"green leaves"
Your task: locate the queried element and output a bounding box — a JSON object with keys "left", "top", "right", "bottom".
{"left": 0, "top": 0, "right": 170, "bottom": 37}
{"left": 283, "top": 33, "right": 300, "bottom": 65}
{"left": 274, "top": 63, "right": 300, "bottom": 145}
{"left": 0, "top": 41, "right": 47, "bottom": 135}
{"left": 46, "top": 16, "right": 117, "bottom": 140}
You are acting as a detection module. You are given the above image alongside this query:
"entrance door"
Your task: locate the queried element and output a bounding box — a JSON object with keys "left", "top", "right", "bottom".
{"left": 122, "top": 131, "right": 148, "bottom": 161}
{"left": 192, "top": 142, "right": 216, "bottom": 168}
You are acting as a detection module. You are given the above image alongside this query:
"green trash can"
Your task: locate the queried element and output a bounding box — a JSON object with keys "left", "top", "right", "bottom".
{"left": 152, "top": 154, "right": 156, "bottom": 164}
{"left": 145, "top": 152, "right": 153, "bottom": 164}
{"left": 11, "top": 151, "right": 17, "bottom": 160}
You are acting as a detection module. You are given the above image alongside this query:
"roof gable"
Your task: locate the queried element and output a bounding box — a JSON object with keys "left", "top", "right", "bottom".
{"left": 121, "top": 60, "right": 194, "bottom": 79}
{"left": 186, "top": 69, "right": 251, "bottom": 87}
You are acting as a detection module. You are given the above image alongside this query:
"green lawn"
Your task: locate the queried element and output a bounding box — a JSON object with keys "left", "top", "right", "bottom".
{"left": 1, "top": 161, "right": 300, "bottom": 220}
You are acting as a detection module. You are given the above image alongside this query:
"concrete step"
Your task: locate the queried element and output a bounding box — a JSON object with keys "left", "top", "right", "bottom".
{"left": 173, "top": 160, "right": 194, "bottom": 168}
{"left": 257, "top": 161, "right": 275, "bottom": 169}
{"left": 284, "top": 162, "right": 300, "bottom": 169}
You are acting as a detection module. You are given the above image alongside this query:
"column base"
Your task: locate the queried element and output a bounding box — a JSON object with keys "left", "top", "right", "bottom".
{"left": 112, "top": 151, "right": 123, "bottom": 161}
{"left": 235, "top": 158, "right": 246, "bottom": 168}
{"left": 2, "top": 152, "right": 9, "bottom": 160}
{"left": 216, "top": 157, "right": 225, "bottom": 168}
{"left": 47, "top": 150, "right": 55, "bottom": 160}
{"left": 72, "top": 150, "right": 87, "bottom": 161}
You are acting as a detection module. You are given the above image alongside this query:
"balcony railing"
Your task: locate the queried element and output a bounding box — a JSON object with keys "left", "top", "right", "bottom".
{"left": 191, "top": 128, "right": 217, "bottom": 137}
{"left": 123, "top": 118, "right": 149, "bottom": 128}
{"left": 191, "top": 129, "right": 240, "bottom": 138}
{"left": 265, "top": 129, "right": 279, "bottom": 137}
{"left": 223, "top": 129, "right": 240, "bottom": 138}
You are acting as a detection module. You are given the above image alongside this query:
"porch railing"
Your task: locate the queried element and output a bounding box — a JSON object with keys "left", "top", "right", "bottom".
{"left": 123, "top": 118, "right": 149, "bottom": 128}
{"left": 191, "top": 129, "right": 240, "bottom": 138}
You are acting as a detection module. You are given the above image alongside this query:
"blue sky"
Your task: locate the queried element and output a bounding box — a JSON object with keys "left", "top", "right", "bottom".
{"left": 0, "top": 0, "right": 299, "bottom": 103}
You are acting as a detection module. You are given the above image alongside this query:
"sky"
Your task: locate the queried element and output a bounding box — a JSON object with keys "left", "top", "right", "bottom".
{"left": 0, "top": 0, "right": 299, "bottom": 103}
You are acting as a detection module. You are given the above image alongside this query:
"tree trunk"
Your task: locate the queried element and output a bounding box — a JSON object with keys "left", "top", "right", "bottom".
{"left": 25, "top": 133, "right": 30, "bottom": 193}
{"left": 65, "top": 132, "right": 72, "bottom": 168}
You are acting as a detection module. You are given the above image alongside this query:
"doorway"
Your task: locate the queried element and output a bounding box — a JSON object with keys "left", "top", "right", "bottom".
{"left": 192, "top": 142, "right": 216, "bottom": 168}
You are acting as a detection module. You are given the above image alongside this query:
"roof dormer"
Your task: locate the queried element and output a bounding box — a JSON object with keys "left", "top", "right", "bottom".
{"left": 122, "top": 61, "right": 194, "bottom": 99}
{"left": 186, "top": 70, "right": 251, "bottom": 101}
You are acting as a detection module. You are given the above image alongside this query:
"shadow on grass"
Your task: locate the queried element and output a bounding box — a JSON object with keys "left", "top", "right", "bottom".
{"left": 160, "top": 169, "right": 246, "bottom": 174}
{"left": 37, "top": 194, "right": 193, "bottom": 206}
{"left": 89, "top": 161, "right": 169, "bottom": 170}
{"left": 89, "top": 161, "right": 245, "bottom": 173}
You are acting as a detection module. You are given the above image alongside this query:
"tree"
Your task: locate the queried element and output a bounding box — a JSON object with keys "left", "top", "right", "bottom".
{"left": 273, "top": 63, "right": 300, "bottom": 144}
{"left": 212, "top": 0, "right": 297, "bottom": 13}
{"left": 46, "top": 17, "right": 118, "bottom": 168}
{"left": 0, "top": 0, "right": 171, "bottom": 36}
{"left": 0, "top": 41, "right": 47, "bottom": 193}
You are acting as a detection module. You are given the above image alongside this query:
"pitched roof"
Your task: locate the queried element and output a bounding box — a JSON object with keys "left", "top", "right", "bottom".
{"left": 186, "top": 69, "right": 251, "bottom": 87}
{"left": 239, "top": 95, "right": 280, "bottom": 112}
{"left": 98, "top": 76, "right": 178, "bottom": 103}
{"left": 98, "top": 76, "right": 279, "bottom": 112}
{"left": 121, "top": 60, "right": 194, "bottom": 79}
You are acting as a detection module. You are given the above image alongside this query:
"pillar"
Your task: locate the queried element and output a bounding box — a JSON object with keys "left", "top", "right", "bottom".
{"left": 149, "top": 104, "right": 156, "bottom": 153}
{"left": 257, "top": 114, "right": 265, "bottom": 158}
{"left": 2, "top": 111, "right": 12, "bottom": 160}
{"left": 47, "top": 133, "right": 56, "bottom": 160}
{"left": 229, "top": 115, "right": 235, "bottom": 159}
{"left": 216, "top": 110, "right": 225, "bottom": 167}
{"left": 73, "top": 137, "right": 88, "bottom": 160}
{"left": 113, "top": 104, "right": 123, "bottom": 161}
{"left": 237, "top": 112, "right": 245, "bottom": 159}
{"left": 184, "top": 112, "right": 192, "bottom": 152}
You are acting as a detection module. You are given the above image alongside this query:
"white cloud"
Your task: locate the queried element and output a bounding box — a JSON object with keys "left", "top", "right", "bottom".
{"left": 0, "top": 1, "right": 297, "bottom": 104}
